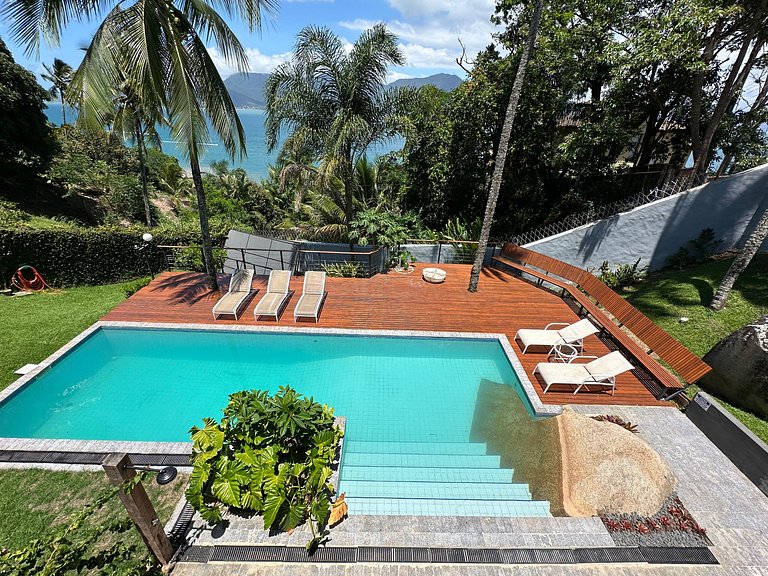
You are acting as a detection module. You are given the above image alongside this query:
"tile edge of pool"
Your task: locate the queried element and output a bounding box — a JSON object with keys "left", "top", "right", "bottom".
{"left": 0, "top": 320, "right": 562, "bottom": 454}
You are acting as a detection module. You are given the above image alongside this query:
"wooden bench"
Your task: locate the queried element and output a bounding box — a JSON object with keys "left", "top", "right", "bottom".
{"left": 492, "top": 245, "right": 711, "bottom": 398}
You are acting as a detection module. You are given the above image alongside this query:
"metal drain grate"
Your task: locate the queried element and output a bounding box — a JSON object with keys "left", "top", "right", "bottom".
{"left": 177, "top": 546, "right": 213, "bottom": 563}
{"left": 641, "top": 547, "right": 718, "bottom": 565}
{"left": 167, "top": 502, "right": 195, "bottom": 546}
{"left": 174, "top": 545, "right": 718, "bottom": 566}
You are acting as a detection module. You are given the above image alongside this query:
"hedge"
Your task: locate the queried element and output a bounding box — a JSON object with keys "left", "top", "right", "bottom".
{"left": 0, "top": 227, "right": 226, "bottom": 287}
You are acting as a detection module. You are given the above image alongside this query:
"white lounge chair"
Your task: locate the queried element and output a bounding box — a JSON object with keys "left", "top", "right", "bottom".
{"left": 253, "top": 270, "right": 292, "bottom": 321}
{"left": 533, "top": 351, "right": 635, "bottom": 395}
{"left": 514, "top": 318, "right": 599, "bottom": 353}
{"left": 294, "top": 271, "right": 327, "bottom": 322}
{"left": 211, "top": 269, "right": 255, "bottom": 320}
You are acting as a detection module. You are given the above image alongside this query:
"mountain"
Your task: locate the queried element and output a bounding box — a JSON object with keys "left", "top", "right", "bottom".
{"left": 224, "top": 73, "right": 270, "bottom": 108}
{"left": 388, "top": 73, "right": 463, "bottom": 91}
{"left": 224, "top": 72, "right": 463, "bottom": 109}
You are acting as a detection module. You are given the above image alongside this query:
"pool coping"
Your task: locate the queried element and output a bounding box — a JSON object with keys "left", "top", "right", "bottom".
{"left": 0, "top": 320, "right": 561, "bottom": 455}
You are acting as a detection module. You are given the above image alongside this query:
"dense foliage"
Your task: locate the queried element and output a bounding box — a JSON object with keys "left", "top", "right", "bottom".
{"left": 186, "top": 387, "right": 343, "bottom": 550}
{"left": 0, "top": 39, "right": 55, "bottom": 190}
{"left": 0, "top": 226, "right": 227, "bottom": 286}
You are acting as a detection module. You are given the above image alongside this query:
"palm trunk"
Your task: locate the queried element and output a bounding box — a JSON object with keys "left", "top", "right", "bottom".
{"left": 468, "top": 0, "right": 544, "bottom": 292}
{"left": 710, "top": 206, "right": 768, "bottom": 311}
{"left": 60, "top": 92, "right": 67, "bottom": 125}
{"left": 190, "top": 155, "right": 219, "bottom": 291}
{"left": 135, "top": 119, "right": 153, "bottom": 227}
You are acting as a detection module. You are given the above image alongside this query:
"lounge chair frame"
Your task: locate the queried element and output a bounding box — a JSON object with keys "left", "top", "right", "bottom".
{"left": 514, "top": 318, "right": 599, "bottom": 354}
{"left": 253, "top": 270, "right": 293, "bottom": 321}
{"left": 533, "top": 351, "right": 634, "bottom": 395}
{"left": 211, "top": 268, "right": 255, "bottom": 320}
{"left": 294, "top": 271, "right": 327, "bottom": 323}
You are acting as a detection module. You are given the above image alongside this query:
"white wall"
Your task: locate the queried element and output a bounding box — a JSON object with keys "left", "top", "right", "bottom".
{"left": 525, "top": 164, "right": 768, "bottom": 271}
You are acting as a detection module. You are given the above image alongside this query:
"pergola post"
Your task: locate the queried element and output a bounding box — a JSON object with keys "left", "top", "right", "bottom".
{"left": 102, "top": 453, "right": 174, "bottom": 567}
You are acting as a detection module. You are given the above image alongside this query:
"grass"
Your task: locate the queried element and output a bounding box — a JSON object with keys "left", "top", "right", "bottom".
{"left": 0, "top": 469, "right": 186, "bottom": 551}
{"left": 625, "top": 253, "right": 768, "bottom": 442}
{"left": 0, "top": 283, "right": 132, "bottom": 390}
{"left": 0, "top": 281, "right": 186, "bottom": 566}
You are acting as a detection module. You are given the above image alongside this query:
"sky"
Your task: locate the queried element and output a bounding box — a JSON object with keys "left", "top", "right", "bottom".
{"left": 1, "top": 0, "right": 501, "bottom": 85}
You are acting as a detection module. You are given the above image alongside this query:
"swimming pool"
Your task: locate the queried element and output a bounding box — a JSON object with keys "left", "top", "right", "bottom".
{"left": 0, "top": 324, "right": 560, "bottom": 516}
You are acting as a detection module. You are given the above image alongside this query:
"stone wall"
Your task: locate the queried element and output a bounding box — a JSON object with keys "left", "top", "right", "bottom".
{"left": 524, "top": 163, "right": 768, "bottom": 271}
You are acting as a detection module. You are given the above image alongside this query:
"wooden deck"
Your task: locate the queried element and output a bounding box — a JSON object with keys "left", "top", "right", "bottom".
{"left": 103, "top": 264, "right": 673, "bottom": 407}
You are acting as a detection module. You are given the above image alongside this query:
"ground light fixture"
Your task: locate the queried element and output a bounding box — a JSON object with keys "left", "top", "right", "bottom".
{"left": 124, "top": 464, "right": 178, "bottom": 485}
{"left": 135, "top": 233, "right": 155, "bottom": 279}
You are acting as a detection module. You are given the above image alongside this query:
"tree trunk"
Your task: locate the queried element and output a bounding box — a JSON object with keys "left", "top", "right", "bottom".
{"left": 190, "top": 155, "right": 219, "bottom": 291}
{"left": 60, "top": 92, "right": 67, "bottom": 125}
{"left": 710, "top": 206, "right": 768, "bottom": 311}
{"left": 135, "top": 119, "right": 153, "bottom": 228}
{"left": 468, "top": 0, "right": 544, "bottom": 293}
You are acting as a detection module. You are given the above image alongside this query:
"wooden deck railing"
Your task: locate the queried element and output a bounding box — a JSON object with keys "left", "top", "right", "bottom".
{"left": 492, "top": 244, "right": 712, "bottom": 400}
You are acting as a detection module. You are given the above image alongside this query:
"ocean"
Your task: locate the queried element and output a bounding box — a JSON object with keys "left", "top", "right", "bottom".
{"left": 44, "top": 102, "right": 403, "bottom": 181}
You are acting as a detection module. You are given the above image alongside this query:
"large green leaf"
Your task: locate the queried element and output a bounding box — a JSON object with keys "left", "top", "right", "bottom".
{"left": 262, "top": 490, "right": 285, "bottom": 530}
{"left": 281, "top": 500, "right": 307, "bottom": 531}
{"left": 211, "top": 476, "right": 242, "bottom": 507}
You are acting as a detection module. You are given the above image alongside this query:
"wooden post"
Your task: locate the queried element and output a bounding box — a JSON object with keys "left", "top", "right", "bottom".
{"left": 102, "top": 453, "right": 174, "bottom": 567}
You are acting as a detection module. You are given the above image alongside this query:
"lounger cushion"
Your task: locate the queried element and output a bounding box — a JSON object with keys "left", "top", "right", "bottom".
{"left": 586, "top": 351, "right": 634, "bottom": 376}
{"left": 254, "top": 292, "right": 287, "bottom": 314}
{"left": 516, "top": 329, "right": 565, "bottom": 349}
{"left": 294, "top": 293, "right": 324, "bottom": 317}
{"left": 215, "top": 291, "right": 247, "bottom": 312}
{"left": 536, "top": 362, "right": 592, "bottom": 385}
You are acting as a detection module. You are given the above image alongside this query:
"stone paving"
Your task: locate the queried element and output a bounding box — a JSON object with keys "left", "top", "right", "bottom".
{"left": 172, "top": 406, "right": 768, "bottom": 576}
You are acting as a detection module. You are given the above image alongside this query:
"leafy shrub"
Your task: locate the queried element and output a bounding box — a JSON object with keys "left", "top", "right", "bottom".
{"left": 0, "top": 227, "right": 226, "bottom": 286}
{"left": 186, "top": 387, "right": 343, "bottom": 551}
{"left": 124, "top": 276, "right": 152, "bottom": 297}
{"left": 173, "top": 246, "right": 227, "bottom": 273}
{"left": 666, "top": 228, "right": 722, "bottom": 270}
{"left": 597, "top": 258, "right": 645, "bottom": 289}
{"left": 322, "top": 262, "right": 364, "bottom": 277}
{"left": 389, "top": 248, "right": 416, "bottom": 270}
{"left": 0, "top": 199, "right": 31, "bottom": 228}
{"left": 348, "top": 209, "right": 425, "bottom": 247}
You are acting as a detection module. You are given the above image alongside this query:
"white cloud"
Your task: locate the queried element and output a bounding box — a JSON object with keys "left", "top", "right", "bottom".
{"left": 339, "top": 0, "right": 499, "bottom": 73}
{"left": 207, "top": 46, "right": 292, "bottom": 78}
{"left": 386, "top": 71, "right": 414, "bottom": 83}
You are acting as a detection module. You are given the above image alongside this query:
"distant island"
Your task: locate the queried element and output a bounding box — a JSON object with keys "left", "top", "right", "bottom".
{"left": 223, "top": 73, "right": 463, "bottom": 109}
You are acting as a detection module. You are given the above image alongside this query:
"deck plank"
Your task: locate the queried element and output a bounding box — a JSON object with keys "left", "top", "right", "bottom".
{"left": 103, "top": 264, "right": 673, "bottom": 407}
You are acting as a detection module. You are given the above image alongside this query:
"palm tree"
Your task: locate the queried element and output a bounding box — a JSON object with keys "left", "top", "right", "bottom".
{"left": 468, "top": 0, "right": 545, "bottom": 292}
{"left": 710, "top": 205, "right": 768, "bottom": 310}
{"left": 4, "top": 0, "right": 275, "bottom": 291}
{"left": 265, "top": 25, "right": 411, "bottom": 240}
{"left": 41, "top": 58, "right": 73, "bottom": 124}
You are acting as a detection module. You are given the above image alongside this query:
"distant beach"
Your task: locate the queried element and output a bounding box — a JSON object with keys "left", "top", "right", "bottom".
{"left": 44, "top": 103, "right": 404, "bottom": 181}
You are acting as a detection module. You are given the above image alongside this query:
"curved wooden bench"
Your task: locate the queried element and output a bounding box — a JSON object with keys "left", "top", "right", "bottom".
{"left": 492, "top": 244, "right": 711, "bottom": 398}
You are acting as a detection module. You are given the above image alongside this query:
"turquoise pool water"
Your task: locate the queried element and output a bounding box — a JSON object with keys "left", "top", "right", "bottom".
{"left": 0, "top": 327, "right": 552, "bottom": 516}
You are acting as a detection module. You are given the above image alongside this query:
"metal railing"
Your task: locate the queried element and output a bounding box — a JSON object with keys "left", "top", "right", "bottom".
{"left": 503, "top": 178, "right": 690, "bottom": 246}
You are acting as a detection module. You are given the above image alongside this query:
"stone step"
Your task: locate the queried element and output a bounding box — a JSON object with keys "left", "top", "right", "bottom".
{"left": 342, "top": 452, "right": 501, "bottom": 469}
{"left": 344, "top": 440, "right": 489, "bottom": 456}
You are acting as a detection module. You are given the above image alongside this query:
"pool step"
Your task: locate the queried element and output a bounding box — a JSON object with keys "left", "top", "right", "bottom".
{"left": 339, "top": 440, "right": 551, "bottom": 518}
{"left": 343, "top": 452, "right": 502, "bottom": 469}
{"left": 345, "top": 440, "right": 489, "bottom": 456}
{"left": 341, "top": 466, "right": 514, "bottom": 484}
{"left": 340, "top": 480, "right": 532, "bottom": 501}
{"left": 345, "top": 497, "right": 551, "bottom": 517}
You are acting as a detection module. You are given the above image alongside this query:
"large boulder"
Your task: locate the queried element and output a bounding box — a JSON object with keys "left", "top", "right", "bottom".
{"left": 558, "top": 408, "right": 676, "bottom": 517}
{"left": 700, "top": 316, "right": 768, "bottom": 419}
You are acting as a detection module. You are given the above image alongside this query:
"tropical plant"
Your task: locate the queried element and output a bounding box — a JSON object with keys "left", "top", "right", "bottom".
{"left": 597, "top": 258, "right": 645, "bottom": 290}
{"left": 41, "top": 58, "right": 74, "bottom": 124}
{"left": 348, "top": 209, "right": 422, "bottom": 247}
{"left": 186, "top": 386, "right": 343, "bottom": 551}
{"left": 322, "top": 262, "right": 365, "bottom": 278}
{"left": 3, "top": 0, "right": 277, "bottom": 291}
{"left": 265, "top": 25, "right": 413, "bottom": 239}
{"left": 469, "top": 0, "right": 545, "bottom": 292}
{"left": 0, "top": 39, "right": 55, "bottom": 188}
{"left": 441, "top": 217, "right": 481, "bottom": 263}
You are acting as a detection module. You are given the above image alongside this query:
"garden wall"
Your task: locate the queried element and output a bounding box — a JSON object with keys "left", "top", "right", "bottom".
{"left": 525, "top": 163, "right": 768, "bottom": 271}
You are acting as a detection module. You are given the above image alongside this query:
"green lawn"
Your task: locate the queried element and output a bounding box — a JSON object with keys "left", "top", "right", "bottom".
{"left": 0, "top": 283, "right": 132, "bottom": 390}
{"left": 0, "top": 469, "right": 185, "bottom": 551}
{"left": 0, "top": 282, "right": 189, "bottom": 566}
{"left": 625, "top": 253, "right": 768, "bottom": 442}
